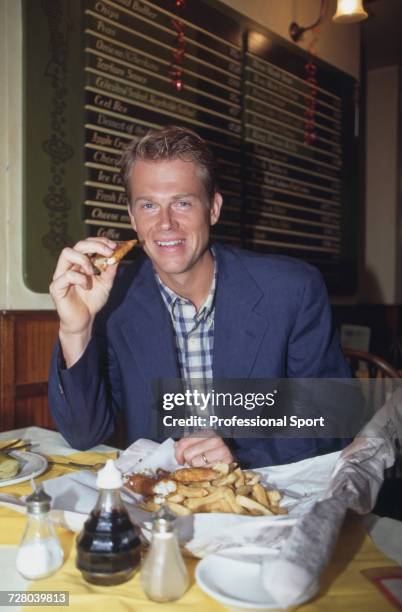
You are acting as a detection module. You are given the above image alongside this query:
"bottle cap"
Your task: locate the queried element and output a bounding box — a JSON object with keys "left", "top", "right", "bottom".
{"left": 151, "top": 504, "right": 177, "bottom": 533}
{"left": 26, "top": 485, "right": 52, "bottom": 514}
{"left": 97, "top": 459, "right": 123, "bottom": 489}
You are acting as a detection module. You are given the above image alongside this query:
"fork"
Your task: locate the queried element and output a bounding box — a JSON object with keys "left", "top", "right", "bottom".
{"left": 1, "top": 443, "right": 33, "bottom": 454}
{"left": 0, "top": 439, "right": 27, "bottom": 451}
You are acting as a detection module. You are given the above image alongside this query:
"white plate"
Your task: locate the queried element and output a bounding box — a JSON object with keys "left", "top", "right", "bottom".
{"left": 0, "top": 451, "right": 48, "bottom": 487}
{"left": 195, "top": 545, "right": 279, "bottom": 610}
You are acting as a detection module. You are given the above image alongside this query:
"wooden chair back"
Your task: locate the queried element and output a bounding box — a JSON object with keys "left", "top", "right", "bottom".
{"left": 343, "top": 347, "right": 401, "bottom": 480}
{"left": 343, "top": 348, "right": 400, "bottom": 379}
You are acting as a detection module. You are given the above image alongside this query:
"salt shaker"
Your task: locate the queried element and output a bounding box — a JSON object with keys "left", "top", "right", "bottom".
{"left": 16, "top": 485, "right": 64, "bottom": 579}
{"left": 140, "top": 505, "right": 189, "bottom": 602}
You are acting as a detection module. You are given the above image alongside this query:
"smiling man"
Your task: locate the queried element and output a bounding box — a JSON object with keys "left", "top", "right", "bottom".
{"left": 128, "top": 156, "right": 221, "bottom": 310}
{"left": 48, "top": 125, "right": 351, "bottom": 468}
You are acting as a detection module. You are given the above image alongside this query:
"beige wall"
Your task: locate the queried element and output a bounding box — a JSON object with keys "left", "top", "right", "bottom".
{"left": 0, "top": 0, "right": 8, "bottom": 308}
{"left": 0, "top": 0, "right": 51, "bottom": 309}
{"left": 362, "top": 66, "right": 399, "bottom": 304}
{"left": 0, "top": 0, "right": 361, "bottom": 309}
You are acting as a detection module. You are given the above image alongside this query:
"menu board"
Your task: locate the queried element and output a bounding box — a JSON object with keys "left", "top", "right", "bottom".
{"left": 83, "top": 0, "right": 243, "bottom": 246}
{"left": 23, "top": 0, "right": 359, "bottom": 294}
{"left": 243, "top": 31, "right": 352, "bottom": 289}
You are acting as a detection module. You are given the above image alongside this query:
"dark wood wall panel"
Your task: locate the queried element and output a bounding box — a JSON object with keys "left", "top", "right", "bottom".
{"left": 0, "top": 313, "right": 15, "bottom": 431}
{"left": 15, "top": 396, "right": 56, "bottom": 430}
{"left": 0, "top": 311, "right": 59, "bottom": 432}
{"left": 15, "top": 316, "right": 59, "bottom": 384}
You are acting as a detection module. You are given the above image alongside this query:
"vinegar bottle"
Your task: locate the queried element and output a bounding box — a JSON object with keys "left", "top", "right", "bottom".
{"left": 76, "top": 459, "right": 141, "bottom": 586}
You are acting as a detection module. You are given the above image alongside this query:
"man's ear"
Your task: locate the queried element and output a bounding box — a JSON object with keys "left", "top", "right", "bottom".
{"left": 210, "top": 192, "right": 223, "bottom": 226}
{"left": 128, "top": 204, "right": 137, "bottom": 232}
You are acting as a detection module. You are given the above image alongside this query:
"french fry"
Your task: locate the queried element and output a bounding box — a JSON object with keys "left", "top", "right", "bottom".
{"left": 167, "top": 502, "right": 192, "bottom": 516}
{"left": 236, "top": 494, "right": 274, "bottom": 516}
{"left": 245, "top": 473, "right": 261, "bottom": 485}
{"left": 90, "top": 239, "right": 138, "bottom": 274}
{"left": 184, "top": 490, "right": 223, "bottom": 510}
{"left": 219, "top": 500, "right": 233, "bottom": 513}
{"left": 212, "top": 462, "right": 230, "bottom": 475}
{"left": 198, "top": 502, "right": 214, "bottom": 513}
{"left": 236, "top": 485, "right": 252, "bottom": 496}
{"left": 212, "top": 472, "right": 237, "bottom": 486}
{"left": 176, "top": 484, "right": 209, "bottom": 498}
{"left": 266, "top": 489, "right": 282, "bottom": 505}
{"left": 252, "top": 484, "right": 270, "bottom": 508}
{"left": 269, "top": 505, "right": 288, "bottom": 515}
{"left": 234, "top": 468, "right": 245, "bottom": 488}
{"left": 205, "top": 485, "right": 220, "bottom": 494}
{"left": 222, "top": 487, "right": 244, "bottom": 514}
{"left": 167, "top": 493, "right": 185, "bottom": 503}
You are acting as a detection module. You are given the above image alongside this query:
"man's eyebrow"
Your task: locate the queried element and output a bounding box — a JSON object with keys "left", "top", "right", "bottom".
{"left": 171, "top": 193, "right": 197, "bottom": 199}
{"left": 133, "top": 195, "right": 154, "bottom": 203}
{"left": 133, "top": 193, "right": 197, "bottom": 204}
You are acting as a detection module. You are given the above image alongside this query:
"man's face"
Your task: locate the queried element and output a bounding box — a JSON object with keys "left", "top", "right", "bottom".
{"left": 128, "top": 158, "right": 222, "bottom": 285}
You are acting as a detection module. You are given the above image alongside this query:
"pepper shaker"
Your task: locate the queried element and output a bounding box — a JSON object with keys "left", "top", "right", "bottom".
{"left": 140, "top": 505, "right": 189, "bottom": 602}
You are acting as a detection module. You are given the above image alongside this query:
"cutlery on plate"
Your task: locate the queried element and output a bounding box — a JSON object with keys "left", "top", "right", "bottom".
{"left": 0, "top": 439, "right": 24, "bottom": 451}
{"left": 1, "top": 443, "right": 33, "bottom": 454}
{"left": 48, "top": 460, "right": 106, "bottom": 471}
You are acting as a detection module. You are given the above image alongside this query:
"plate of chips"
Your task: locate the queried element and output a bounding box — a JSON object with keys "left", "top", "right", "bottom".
{"left": 124, "top": 462, "right": 288, "bottom": 517}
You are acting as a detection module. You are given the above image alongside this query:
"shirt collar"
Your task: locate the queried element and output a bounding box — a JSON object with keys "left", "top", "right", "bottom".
{"left": 155, "top": 249, "right": 217, "bottom": 321}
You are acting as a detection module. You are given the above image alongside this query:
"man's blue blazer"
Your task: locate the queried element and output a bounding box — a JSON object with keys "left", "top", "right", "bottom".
{"left": 48, "top": 243, "right": 351, "bottom": 467}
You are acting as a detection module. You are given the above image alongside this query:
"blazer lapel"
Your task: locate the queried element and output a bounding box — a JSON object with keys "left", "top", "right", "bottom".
{"left": 116, "top": 246, "right": 270, "bottom": 382}
{"left": 213, "top": 246, "right": 269, "bottom": 378}
{"left": 119, "top": 259, "right": 179, "bottom": 383}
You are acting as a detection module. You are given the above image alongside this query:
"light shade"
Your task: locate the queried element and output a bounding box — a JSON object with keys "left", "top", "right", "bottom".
{"left": 332, "top": 0, "right": 368, "bottom": 23}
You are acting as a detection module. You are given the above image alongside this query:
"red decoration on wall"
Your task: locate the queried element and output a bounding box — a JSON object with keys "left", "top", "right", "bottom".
{"left": 304, "top": 27, "right": 320, "bottom": 146}
{"left": 170, "top": 1, "right": 186, "bottom": 91}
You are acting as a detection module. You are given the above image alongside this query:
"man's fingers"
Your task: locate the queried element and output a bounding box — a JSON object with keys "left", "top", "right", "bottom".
{"left": 52, "top": 240, "right": 116, "bottom": 280}
{"left": 73, "top": 237, "right": 117, "bottom": 251}
{"left": 53, "top": 248, "right": 93, "bottom": 280}
{"left": 174, "top": 436, "right": 206, "bottom": 464}
{"left": 174, "top": 432, "right": 219, "bottom": 464}
{"left": 96, "top": 260, "right": 119, "bottom": 287}
{"left": 50, "top": 269, "right": 91, "bottom": 298}
{"left": 190, "top": 446, "right": 234, "bottom": 467}
{"left": 181, "top": 438, "right": 221, "bottom": 465}
{"left": 175, "top": 435, "right": 231, "bottom": 466}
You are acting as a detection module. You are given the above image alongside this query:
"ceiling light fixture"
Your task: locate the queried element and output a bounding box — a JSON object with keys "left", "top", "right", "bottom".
{"left": 332, "top": 0, "right": 368, "bottom": 23}
{"left": 289, "top": 0, "right": 368, "bottom": 42}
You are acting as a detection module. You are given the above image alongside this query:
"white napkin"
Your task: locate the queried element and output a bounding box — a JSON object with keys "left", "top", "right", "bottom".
{"left": 116, "top": 437, "right": 181, "bottom": 473}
